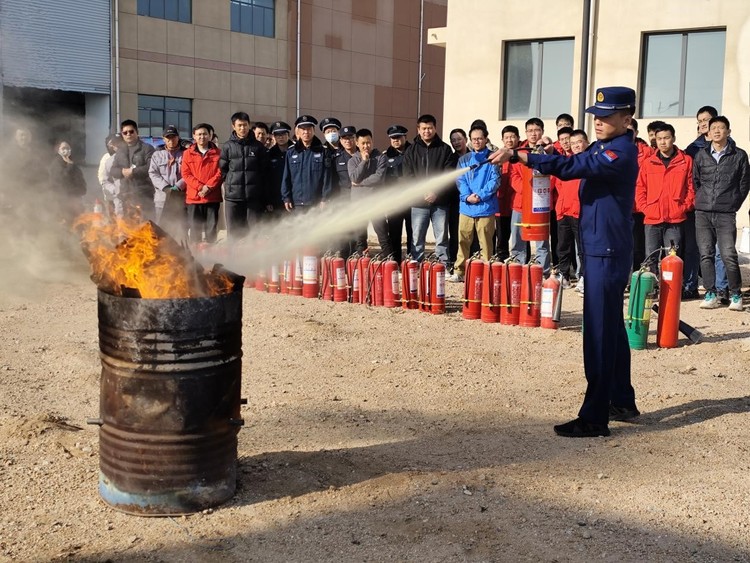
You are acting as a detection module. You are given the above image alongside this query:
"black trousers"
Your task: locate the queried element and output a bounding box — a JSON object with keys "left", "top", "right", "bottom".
{"left": 187, "top": 203, "right": 221, "bottom": 243}
{"left": 494, "top": 215, "right": 512, "bottom": 260}
{"left": 556, "top": 215, "right": 582, "bottom": 279}
{"left": 549, "top": 212, "right": 559, "bottom": 266}
{"left": 387, "top": 209, "right": 412, "bottom": 262}
{"left": 632, "top": 212, "right": 646, "bottom": 271}
{"left": 224, "top": 200, "right": 265, "bottom": 241}
{"left": 448, "top": 198, "right": 460, "bottom": 264}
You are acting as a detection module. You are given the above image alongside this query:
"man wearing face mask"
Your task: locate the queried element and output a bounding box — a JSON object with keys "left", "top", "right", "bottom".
{"left": 149, "top": 125, "right": 187, "bottom": 239}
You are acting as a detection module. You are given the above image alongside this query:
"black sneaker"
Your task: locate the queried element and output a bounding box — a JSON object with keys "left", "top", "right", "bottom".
{"left": 719, "top": 289, "right": 730, "bottom": 305}
{"left": 609, "top": 404, "right": 641, "bottom": 422}
{"left": 553, "top": 418, "right": 610, "bottom": 438}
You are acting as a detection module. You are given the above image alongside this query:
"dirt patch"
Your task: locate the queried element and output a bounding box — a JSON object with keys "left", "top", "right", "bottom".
{"left": 2, "top": 249, "right": 750, "bottom": 562}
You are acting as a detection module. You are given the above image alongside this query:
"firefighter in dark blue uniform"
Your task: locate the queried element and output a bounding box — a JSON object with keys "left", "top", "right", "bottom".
{"left": 267, "top": 121, "right": 293, "bottom": 219}
{"left": 490, "top": 86, "right": 640, "bottom": 437}
{"left": 282, "top": 115, "right": 332, "bottom": 211}
{"left": 384, "top": 124, "right": 413, "bottom": 262}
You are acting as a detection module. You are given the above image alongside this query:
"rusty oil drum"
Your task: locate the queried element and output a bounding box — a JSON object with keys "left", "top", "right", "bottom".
{"left": 95, "top": 289, "right": 244, "bottom": 515}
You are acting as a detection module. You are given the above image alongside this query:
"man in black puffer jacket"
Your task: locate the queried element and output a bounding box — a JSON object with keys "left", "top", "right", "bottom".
{"left": 219, "top": 111, "right": 269, "bottom": 241}
{"left": 693, "top": 115, "right": 750, "bottom": 311}
{"left": 111, "top": 119, "right": 156, "bottom": 219}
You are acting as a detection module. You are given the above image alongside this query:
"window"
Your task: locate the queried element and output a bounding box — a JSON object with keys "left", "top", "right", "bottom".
{"left": 640, "top": 30, "right": 725, "bottom": 117}
{"left": 503, "top": 39, "right": 574, "bottom": 119}
{"left": 137, "top": 0, "right": 191, "bottom": 23}
{"left": 137, "top": 95, "right": 192, "bottom": 139}
{"left": 231, "top": 0, "right": 275, "bottom": 38}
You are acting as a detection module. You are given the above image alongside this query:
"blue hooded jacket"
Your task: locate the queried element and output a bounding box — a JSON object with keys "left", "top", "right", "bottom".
{"left": 456, "top": 148, "right": 500, "bottom": 218}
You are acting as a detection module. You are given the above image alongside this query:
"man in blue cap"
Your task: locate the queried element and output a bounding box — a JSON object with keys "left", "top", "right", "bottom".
{"left": 490, "top": 86, "right": 640, "bottom": 437}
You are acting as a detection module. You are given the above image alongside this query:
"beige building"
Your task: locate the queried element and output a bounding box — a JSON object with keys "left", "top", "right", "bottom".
{"left": 117, "top": 0, "right": 447, "bottom": 145}
{"left": 431, "top": 0, "right": 750, "bottom": 148}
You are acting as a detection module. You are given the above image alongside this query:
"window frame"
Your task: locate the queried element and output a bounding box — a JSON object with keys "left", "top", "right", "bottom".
{"left": 639, "top": 28, "right": 726, "bottom": 117}
{"left": 137, "top": 0, "right": 192, "bottom": 24}
{"left": 230, "top": 0, "right": 275, "bottom": 38}
{"left": 502, "top": 37, "right": 575, "bottom": 120}
{"left": 137, "top": 95, "right": 192, "bottom": 140}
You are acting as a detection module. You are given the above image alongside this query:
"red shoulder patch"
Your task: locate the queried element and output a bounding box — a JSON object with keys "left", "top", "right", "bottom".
{"left": 602, "top": 150, "right": 618, "bottom": 162}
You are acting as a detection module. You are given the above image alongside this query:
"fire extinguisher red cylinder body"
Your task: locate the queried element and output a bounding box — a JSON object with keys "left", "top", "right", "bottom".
{"left": 657, "top": 252, "right": 684, "bottom": 348}
{"left": 519, "top": 166, "right": 551, "bottom": 242}
{"left": 540, "top": 275, "right": 561, "bottom": 329}
{"left": 419, "top": 260, "right": 431, "bottom": 312}
{"left": 254, "top": 269, "right": 266, "bottom": 291}
{"left": 280, "top": 261, "right": 290, "bottom": 294}
{"left": 382, "top": 259, "right": 400, "bottom": 308}
{"left": 519, "top": 263, "right": 543, "bottom": 327}
{"left": 462, "top": 257, "right": 484, "bottom": 320}
{"left": 368, "top": 258, "right": 384, "bottom": 306}
{"left": 430, "top": 261, "right": 446, "bottom": 314}
{"left": 301, "top": 249, "right": 319, "bottom": 298}
{"left": 267, "top": 264, "right": 280, "bottom": 294}
{"left": 500, "top": 261, "right": 522, "bottom": 325}
{"left": 401, "top": 259, "right": 419, "bottom": 309}
{"left": 481, "top": 260, "right": 502, "bottom": 323}
{"left": 358, "top": 255, "right": 371, "bottom": 304}
{"left": 290, "top": 255, "right": 303, "bottom": 296}
{"left": 332, "top": 256, "right": 348, "bottom": 302}
{"left": 347, "top": 255, "right": 360, "bottom": 303}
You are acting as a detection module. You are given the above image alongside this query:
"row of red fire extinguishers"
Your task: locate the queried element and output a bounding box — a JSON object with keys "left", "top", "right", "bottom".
{"left": 248, "top": 249, "right": 564, "bottom": 327}
{"left": 249, "top": 250, "right": 448, "bottom": 313}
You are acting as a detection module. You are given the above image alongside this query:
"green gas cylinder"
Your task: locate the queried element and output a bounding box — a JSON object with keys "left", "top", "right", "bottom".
{"left": 625, "top": 269, "right": 658, "bottom": 350}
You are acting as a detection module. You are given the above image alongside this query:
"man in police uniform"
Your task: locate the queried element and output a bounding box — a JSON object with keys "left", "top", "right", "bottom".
{"left": 490, "top": 86, "right": 640, "bottom": 438}
{"left": 267, "top": 121, "right": 293, "bottom": 219}
{"left": 384, "top": 125, "right": 413, "bottom": 261}
{"left": 334, "top": 126, "right": 359, "bottom": 256}
{"left": 281, "top": 115, "right": 332, "bottom": 212}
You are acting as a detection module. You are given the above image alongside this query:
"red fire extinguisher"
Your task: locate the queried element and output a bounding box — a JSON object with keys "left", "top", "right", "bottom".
{"left": 462, "top": 255, "right": 484, "bottom": 320}
{"left": 290, "top": 255, "right": 304, "bottom": 296}
{"left": 320, "top": 253, "right": 333, "bottom": 300}
{"left": 347, "top": 253, "right": 360, "bottom": 303}
{"left": 430, "top": 259, "right": 446, "bottom": 314}
{"left": 301, "top": 248, "right": 319, "bottom": 298}
{"left": 519, "top": 262, "right": 543, "bottom": 327}
{"left": 657, "top": 246, "right": 684, "bottom": 348}
{"left": 367, "top": 256, "right": 385, "bottom": 306}
{"left": 254, "top": 269, "right": 267, "bottom": 292}
{"left": 500, "top": 259, "right": 522, "bottom": 325}
{"left": 382, "top": 257, "right": 400, "bottom": 308}
{"left": 518, "top": 163, "right": 551, "bottom": 242}
{"left": 401, "top": 257, "right": 419, "bottom": 310}
{"left": 481, "top": 258, "right": 503, "bottom": 323}
{"left": 280, "top": 260, "right": 290, "bottom": 295}
{"left": 419, "top": 259, "right": 432, "bottom": 312}
{"left": 357, "top": 253, "right": 371, "bottom": 304}
{"left": 267, "top": 263, "right": 280, "bottom": 294}
{"left": 540, "top": 271, "right": 563, "bottom": 329}
{"left": 332, "top": 254, "right": 348, "bottom": 303}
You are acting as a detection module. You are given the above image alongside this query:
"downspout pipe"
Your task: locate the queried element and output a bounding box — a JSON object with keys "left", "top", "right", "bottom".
{"left": 417, "top": 0, "right": 424, "bottom": 117}
{"left": 296, "top": 0, "right": 301, "bottom": 116}
{"left": 114, "top": 0, "right": 121, "bottom": 128}
{"left": 577, "top": 0, "right": 591, "bottom": 128}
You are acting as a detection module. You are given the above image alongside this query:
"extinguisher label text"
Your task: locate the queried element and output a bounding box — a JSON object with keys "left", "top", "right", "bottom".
{"left": 532, "top": 176, "right": 551, "bottom": 214}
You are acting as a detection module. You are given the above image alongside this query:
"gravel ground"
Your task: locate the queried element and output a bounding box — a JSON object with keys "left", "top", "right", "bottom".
{"left": 2, "top": 229, "right": 750, "bottom": 562}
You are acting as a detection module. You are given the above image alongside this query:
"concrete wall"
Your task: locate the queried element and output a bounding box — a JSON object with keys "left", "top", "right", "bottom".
{"left": 433, "top": 0, "right": 750, "bottom": 148}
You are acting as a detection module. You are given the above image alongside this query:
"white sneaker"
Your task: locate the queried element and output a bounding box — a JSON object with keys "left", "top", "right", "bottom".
{"left": 729, "top": 294, "right": 744, "bottom": 311}
{"left": 575, "top": 277, "right": 584, "bottom": 294}
{"left": 447, "top": 273, "right": 464, "bottom": 283}
{"left": 700, "top": 291, "right": 720, "bottom": 309}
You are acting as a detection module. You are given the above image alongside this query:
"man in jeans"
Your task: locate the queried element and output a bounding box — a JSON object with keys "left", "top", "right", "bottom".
{"left": 694, "top": 116, "right": 750, "bottom": 311}
{"left": 403, "top": 114, "right": 456, "bottom": 264}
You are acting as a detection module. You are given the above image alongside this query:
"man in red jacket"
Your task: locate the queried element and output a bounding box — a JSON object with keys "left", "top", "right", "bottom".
{"left": 635, "top": 122, "right": 695, "bottom": 275}
{"left": 181, "top": 123, "right": 223, "bottom": 244}
{"left": 551, "top": 129, "right": 589, "bottom": 289}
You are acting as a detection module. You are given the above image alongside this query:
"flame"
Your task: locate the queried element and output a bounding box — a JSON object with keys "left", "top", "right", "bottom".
{"left": 73, "top": 213, "right": 234, "bottom": 299}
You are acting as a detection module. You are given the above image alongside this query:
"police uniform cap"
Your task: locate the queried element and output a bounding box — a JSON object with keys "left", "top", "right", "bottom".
{"left": 270, "top": 121, "right": 292, "bottom": 134}
{"left": 340, "top": 125, "right": 357, "bottom": 138}
{"left": 387, "top": 124, "right": 408, "bottom": 138}
{"left": 586, "top": 86, "right": 636, "bottom": 117}
{"left": 295, "top": 115, "right": 318, "bottom": 128}
{"left": 163, "top": 124, "right": 180, "bottom": 137}
{"left": 319, "top": 117, "right": 342, "bottom": 132}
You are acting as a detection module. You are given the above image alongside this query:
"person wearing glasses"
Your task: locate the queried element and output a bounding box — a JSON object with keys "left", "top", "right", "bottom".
{"left": 111, "top": 119, "right": 156, "bottom": 219}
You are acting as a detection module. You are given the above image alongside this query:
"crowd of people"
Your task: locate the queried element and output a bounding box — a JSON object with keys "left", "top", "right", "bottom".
{"left": 4, "top": 100, "right": 743, "bottom": 314}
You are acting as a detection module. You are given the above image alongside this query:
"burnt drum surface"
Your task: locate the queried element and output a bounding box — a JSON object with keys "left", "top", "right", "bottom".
{"left": 96, "top": 289, "right": 243, "bottom": 515}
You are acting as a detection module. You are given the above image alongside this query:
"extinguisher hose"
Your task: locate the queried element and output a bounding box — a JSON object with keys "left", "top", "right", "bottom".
{"left": 627, "top": 271, "right": 642, "bottom": 325}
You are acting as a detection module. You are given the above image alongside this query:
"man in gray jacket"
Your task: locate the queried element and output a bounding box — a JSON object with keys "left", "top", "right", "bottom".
{"left": 111, "top": 119, "right": 156, "bottom": 219}
{"left": 694, "top": 115, "right": 750, "bottom": 311}
{"left": 149, "top": 125, "right": 187, "bottom": 238}
{"left": 347, "top": 128, "right": 392, "bottom": 256}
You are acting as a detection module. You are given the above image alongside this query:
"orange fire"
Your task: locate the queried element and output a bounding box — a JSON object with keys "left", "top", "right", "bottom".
{"left": 74, "top": 213, "right": 234, "bottom": 299}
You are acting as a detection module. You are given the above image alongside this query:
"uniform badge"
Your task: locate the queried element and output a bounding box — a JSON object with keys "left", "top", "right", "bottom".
{"left": 597, "top": 91, "right": 604, "bottom": 102}
{"left": 602, "top": 150, "right": 618, "bottom": 162}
